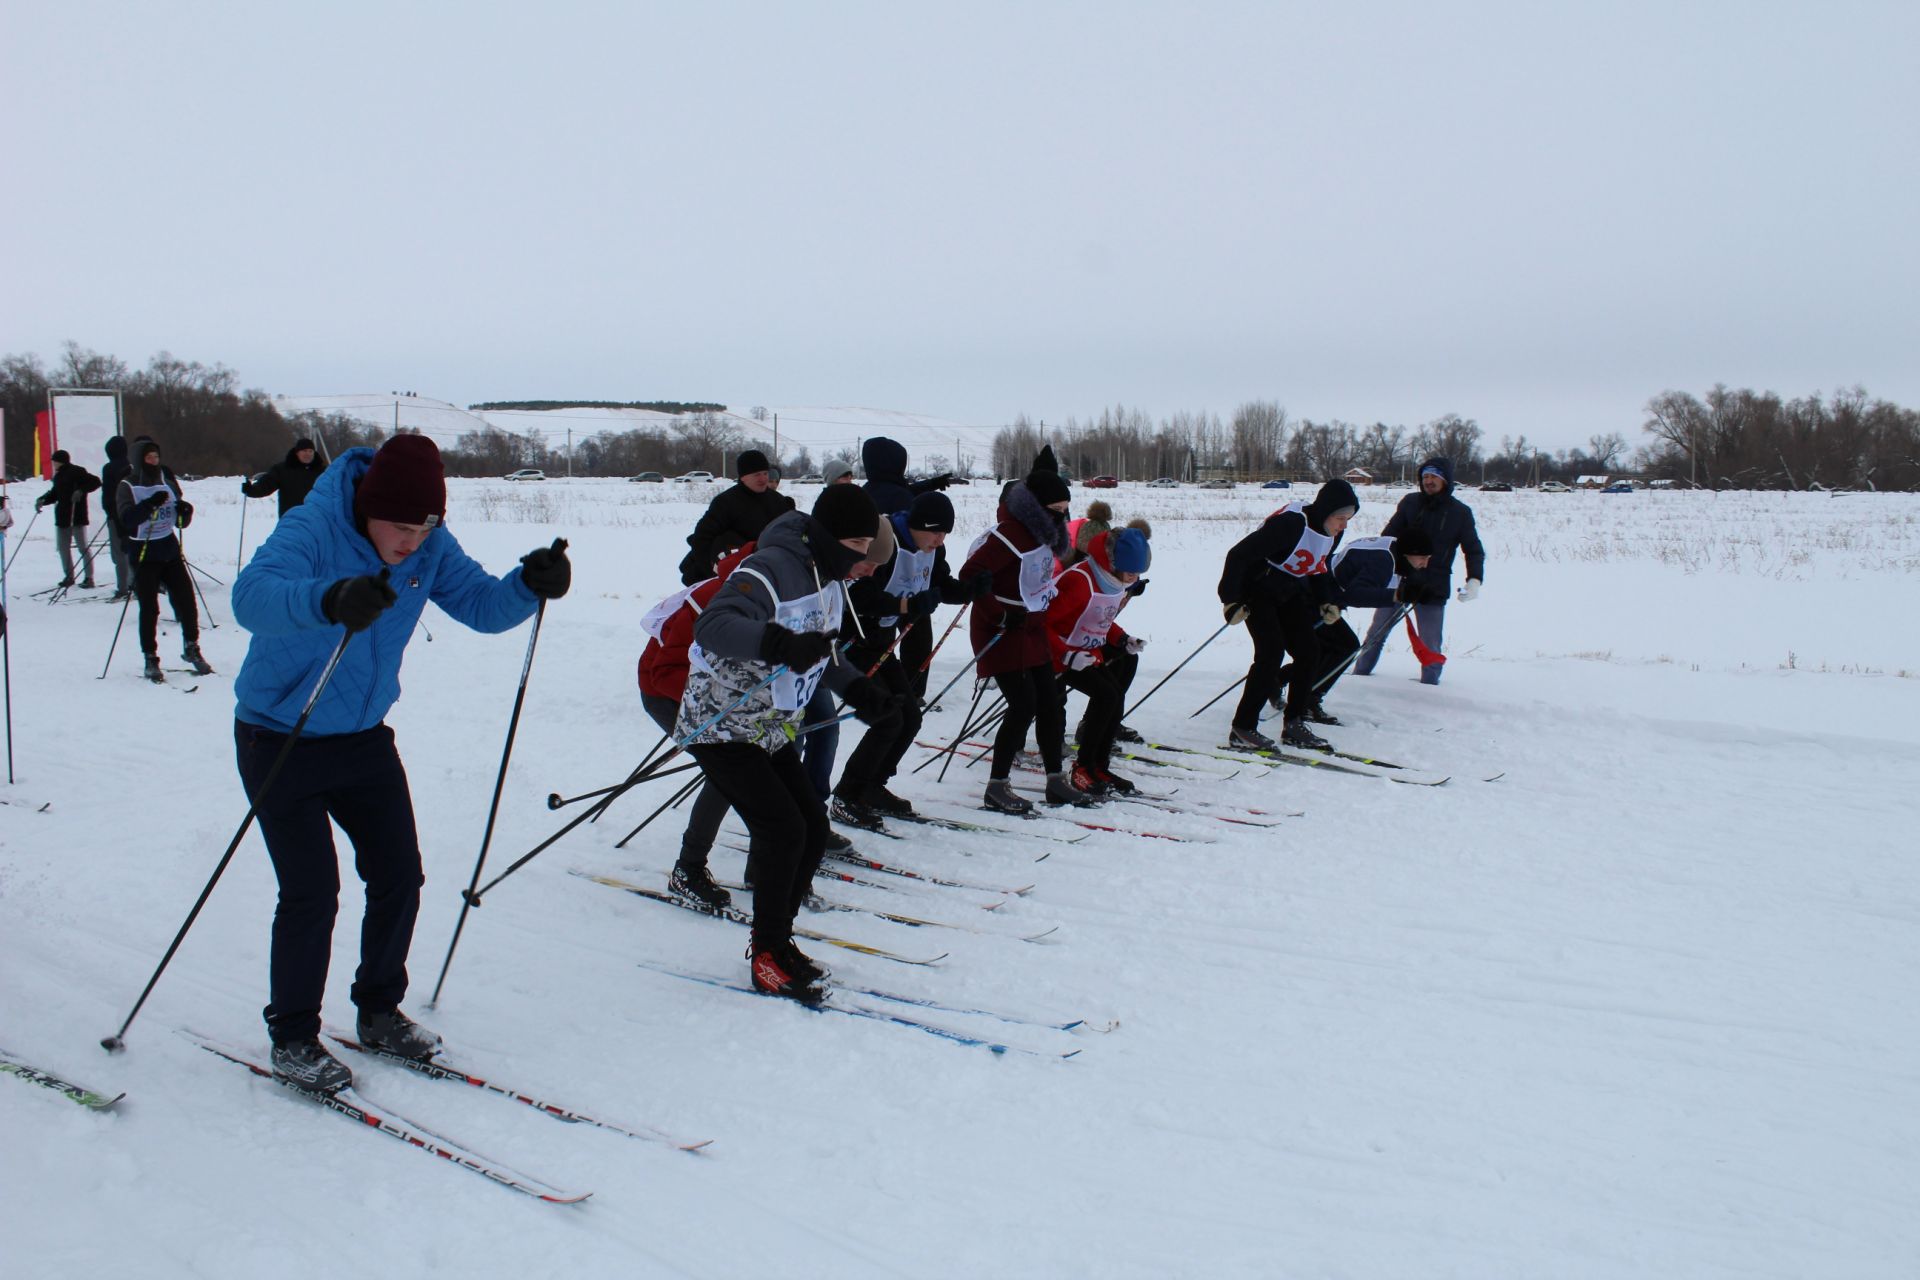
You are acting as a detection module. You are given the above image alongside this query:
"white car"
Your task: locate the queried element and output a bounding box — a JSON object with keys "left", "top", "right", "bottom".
{"left": 672, "top": 470, "right": 716, "bottom": 484}
{"left": 1148, "top": 477, "right": 1179, "bottom": 489}
{"left": 1540, "top": 480, "right": 1572, "bottom": 493}
{"left": 503, "top": 468, "right": 546, "bottom": 482}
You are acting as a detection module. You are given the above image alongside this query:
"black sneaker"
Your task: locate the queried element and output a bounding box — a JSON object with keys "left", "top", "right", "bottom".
{"left": 862, "top": 785, "right": 914, "bottom": 816}
{"left": 1281, "top": 719, "right": 1332, "bottom": 752}
{"left": 1044, "top": 771, "right": 1097, "bottom": 808}
{"left": 80, "top": 579, "right": 97, "bottom": 589}
{"left": 183, "top": 642, "right": 214, "bottom": 676}
{"left": 271, "top": 1038, "right": 353, "bottom": 1093}
{"left": 1227, "top": 725, "right": 1277, "bottom": 752}
{"left": 1113, "top": 723, "right": 1144, "bottom": 745}
{"left": 142, "top": 654, "right": 165, "bottom": 684}
{"left": 1303, "top": 703, "right": 1341, "bottom": 726}
{"left": 983, "top": 779, "right": 1033, "bottom": 815}
{"left": 355, "top": 1008, "right": 442, "bottom": 1061}
{"left": 829, "top": 795, "right": 887, "bottom": 832}
{"left": 669, "top": 861, "right": 732, "bottom": 911}
{"left": 749, "top": 943, "right": 826, "bottom": 1004}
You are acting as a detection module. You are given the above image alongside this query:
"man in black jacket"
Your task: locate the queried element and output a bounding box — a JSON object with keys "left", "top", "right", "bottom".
{"left": 676, "top": 450, "right": 795, "bottom": 584}
{"left": 859, "top": 437, "right": 954, "bottom": 693}
{"left": 1352, "top": 456, "right": 1486, "bottom": 686}
{"left": 242, "top": 437, "right": 327, "bottom": 515}
{"left": 35, "top": 450, "right": 102, "bottom": 588}
{"left": 100, "top": 435, "right": 135, "bottom": 598}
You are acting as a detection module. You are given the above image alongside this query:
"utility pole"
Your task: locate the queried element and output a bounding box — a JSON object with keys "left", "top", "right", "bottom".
{"left": 773, "top": 413, "right": 779, "bottom": 464}
{"left": 566, "top": 428, "right": 573, "bottom": 479}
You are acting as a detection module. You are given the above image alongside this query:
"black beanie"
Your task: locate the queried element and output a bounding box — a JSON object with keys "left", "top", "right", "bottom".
{"left": 736, "top": 450, "right": 771, "bottom": 478}
{"left": 294, "top": 437, "right": 315, "bottom": 452}
{"left": 1025, "top": 470, "right": 1070, "bottom": 507}
{"left": 907, "top": 491, "right": 955, "bottom": 533}
{"left": 51, "top": 449, "right": 70, "bottom": 464}
{"left": 812, "top": 483, "right": 879, "bottom": 541}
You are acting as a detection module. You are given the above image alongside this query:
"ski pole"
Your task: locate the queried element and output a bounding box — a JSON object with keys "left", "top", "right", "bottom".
{"left": 1312, "top": 602, "right": 1413, "bottom": 694}
{"left": 98, "top": 540, "right": 150, "bottom": 679}
{"left": 1, "top": 522, "right": 13, "bottom": 784}
{"left": 921, "top": 680, "right": 993, "bottom": 782}
{"left": 429, "top": 541, "right": 564, "bottom": 1008}
{"left": 546, "top": 731, "right": 671, "bottom": 810}
{"left": 917, "top": 601, "right": 971, "bottom": 679}
{"left": 236, "top": 495, "right": 249, "bottom": 570}
{"left": 921, "top": 629, "right": 1002, "bottom": 717}
{"left": 3, "top": 507, "right": 40, "bottom": 574}
{"left": 1188, "top": 673, "right": 1247, "bottom": 720}
{"left": 865, "top": 618, "right": 915, "bottom": 677}
{"left": 1124, "top": 621, "right": 1231, "bottom": 720}
{"left": 611, "top": 771, "right": 705, "bottom": 849}
{"left": 179, "top": 544, "right": 221, "bottom": 630}
{"left": 101, "top": 624, "right": 360, "bottom": 1053}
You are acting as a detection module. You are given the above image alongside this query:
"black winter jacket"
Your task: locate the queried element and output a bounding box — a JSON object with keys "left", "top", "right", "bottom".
{"left": 677, "top": 483, "right": 796, "bottom": 584}
{"left": 1379, "top": 457, "right": 1486, "bottom": 589}
{"left": 860, "top": 437, "right": 952, "bottom": 516}
{"left": 243, "top": 446, "right": 328, "bottom": 515}
{"left": 37, "top": 464, "right": 102, "bottom": 526}
{"left": 100, "top": 437, "right": 131, "bottom": 529}
{"left": 1217, "top": 479, "right": 1358, "bottom": 607}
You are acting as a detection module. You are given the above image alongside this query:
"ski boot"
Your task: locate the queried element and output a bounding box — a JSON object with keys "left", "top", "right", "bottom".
{"left": 1113, "top": 723, "right": 1144, "bottom": 745}
{"left": 669, "top": 861, "right": 732, "bottom": 911}
{"left": 983, "top": 778, "right": 1033, "bottom": 816}
{"left": 1227, "top": 725, "right": 1277, "bottom": 753}
{"left": 1280, "top": 719, "right": 1333, "bottom": 752}
{"left": 830, "top": 794, "right": 887, "bottom": 832}
{"left": 271, "top": 1038, "right": 353, "bottom": 1094}
{"left": 780, "top": 938, "right": 830, "bottom": 984}
{"left": 142, "top": 653, "right": 165, "bottom": 684}
{"left": 1069, "top": 763, "right": 1111, "bottom": 797}
{"left": 355, "top": 1007, "right": 443, "bottom": 1061}
{"left": 1091, "top": 764, "right": 1138, "bottom": 795}
{"left": 861, "top": 785, "right": 914, "bottom": 817}
{"left": 183, "top": 641, "right": 214, "bottom": 676}
{"left": 749, "top": 941, "right": 826, "bottom": 1004}
{"left": 1302, "top": 702, "right": 1341, "bottom": 726}
{"left": 822, "top": 828, "right": 855, "bottom": 854}
{"left": 1044, "top": 771, "right": 1097, "bottom": 808}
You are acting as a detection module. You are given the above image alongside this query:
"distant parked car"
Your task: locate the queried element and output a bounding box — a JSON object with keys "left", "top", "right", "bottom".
{"left": 1480, "top": 481, "right": 1513, "bottom": 492}
{"left": 671, "top": 470, "right": 716, "bottom": 484}
{"left": 797, "top": 473, "right": 825, "bottom": 483}
{"left": 1602, "top": 481, "right": 1635, "bottom": 494}
{"left": 1148, "top": 477, "right": 1178, "bottom": 488}
{"left": 1084, "top": 475, "right": 1119, "bottom": 489}
{"left": 1199, "top": 478, "right": 1233, "bottom": 490}
{"left": 1540, "top": 481, "right": 1572, "bottom": 493}
{"left": 946, "top": 476, "right": 971, "bottom": 485}
{"left": 628, "top": 470, "right": 665, "bottom": 483}
{"left": 504, "top": 468, "right": 546, "bottom": 482}
{"left": 1260, "top": 479, "right": 1292, "bottom": 490}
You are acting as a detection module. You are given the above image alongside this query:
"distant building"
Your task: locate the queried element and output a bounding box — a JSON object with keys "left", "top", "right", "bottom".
{"left": 1344, "top": 467, "right": 1373, "bottom": 485}
{"left": 1575, "top": 474, "right": 1610, "bottom": 489}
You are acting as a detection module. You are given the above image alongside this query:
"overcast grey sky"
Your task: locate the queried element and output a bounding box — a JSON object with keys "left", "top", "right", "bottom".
{"left": 5, "top": 1, "right": 1915, "bottom": 450}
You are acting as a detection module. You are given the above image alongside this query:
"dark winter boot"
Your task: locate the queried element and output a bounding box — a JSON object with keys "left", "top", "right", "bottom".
{"left": 823, "top": 827, "right": 854, "bottom": 854}
{"left": 142, "top": 653, "right": 165, "bottom": 684}
{"left": 830, "top": 794, "right": 887, "bottom": 832}
{"left": 862, "top": 785, "right": 914, "bottom": 817}
{"left": 1227, "top": 725, "right": 1277, "bottom": 753}
{"left": 1280, "top": 719, "right": 1333, "bottom": 752}
{"left": 183, "top": 641, "right": 214, "bottom": 676}
{"left": 271, "top": 1038, "right": 353, "bottom": 1094}
{"left": 1303, "top": 702, "right": 1341, "bottom": 726}
{"left": 1094, "top": 765, "right": 1138, "bottom": 796}
{"left": 669, "top": 861, "right": 732, "bottom": 912}
{"left": 1044, "top": 771, "right": 1097, "bottom": 808}
{"left": 983, "top": 778, "right": 1033, "bottom": 816}
{"left": 1113, "top": 723, "right": 1144, "bottom": 745}
{"left": 355, "top": 1008, "right": 443, "bottom": 1061}
{"left": 748, "top": 940, "right": 826, "bottom": 1004}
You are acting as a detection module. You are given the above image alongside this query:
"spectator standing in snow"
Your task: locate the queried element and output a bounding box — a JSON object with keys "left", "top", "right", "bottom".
{"left": 861, "top": 437, "right": 955, "bottom": 695}
{"left": 1351, "top": 456, "right": 1485, "bottom": 686}
{"left": 242, "top": 437, "right": 328, "bottom": 515}
{"left": 99, "top": 435, "right": 135, "bottom": 599}
{"left": 230, "top": 434, "right": 571, "bottom": 1092}
{"left": 676, "top": 450, "right": 794, "bottom": 585}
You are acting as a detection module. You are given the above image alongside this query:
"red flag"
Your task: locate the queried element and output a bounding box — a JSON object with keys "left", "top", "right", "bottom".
{"left": 1405, "top": 615, "right": 1446, "bottom": 668}
{"left": 35, "top": 410, "right": 54, "bottom": 478}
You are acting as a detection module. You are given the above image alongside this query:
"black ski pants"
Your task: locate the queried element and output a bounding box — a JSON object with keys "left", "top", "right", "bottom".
{"left": 1308, "top": 617, "right": 1361, "bottom": 704}
{"left": 1233, "top": 590, "right": 1320, "bottom": 730}
{"left": 899, "top": 616, "right": 933, "bottom": 701}
{"left": 641, "top": 693, "right": 731, "bottom": 871}
{"left": 1062, "top": 662, "right": 1125, "bottom": 771}
{"left": 134, "top": 546, "right": 198, "bottom": 656}
{"left": 991, "top": 664, "right": 1065, "bottom": 778}
{"left": 684, "top": 741, "right": 826, "bottom": 951}
{"left": 836, "top": 647, "right": 924, "bottom": 800}
{"left": 236, "top": 720, "right": 423, "bottom": 1045}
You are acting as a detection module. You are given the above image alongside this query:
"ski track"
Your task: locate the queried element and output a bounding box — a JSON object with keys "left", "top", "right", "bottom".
{"left": 4, "top": 481, "right": 1917, "bottom": 1278}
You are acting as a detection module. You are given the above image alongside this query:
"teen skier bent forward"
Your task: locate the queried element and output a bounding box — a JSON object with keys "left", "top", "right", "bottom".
{"left": 1046, "top": 526, "right": 1151, "bottom": 796}
{"left": 231, "top": 435, "right": 571, "bottom": 1093}
{"left": 677, "top": 485, "right": 906, "bottom": 1003}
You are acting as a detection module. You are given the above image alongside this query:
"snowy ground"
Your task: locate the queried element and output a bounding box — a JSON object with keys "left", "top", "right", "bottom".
{"left": 3, "top": 481, "right": 1916, "bottom": 1278}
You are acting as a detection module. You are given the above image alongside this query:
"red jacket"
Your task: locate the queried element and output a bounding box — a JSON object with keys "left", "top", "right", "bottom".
{"left": 958, "top": 512, "right": 1052, "bottom": 678}
{"left": 638, "top": 543, "right": 753, "bottom": 702}
{"left": 1043, "top": 561, "right": 1132, "bottom": 673}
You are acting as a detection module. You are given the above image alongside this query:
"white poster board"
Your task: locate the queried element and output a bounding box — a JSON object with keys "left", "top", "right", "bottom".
{"left": 49, "top": 391, "right": 122, "bottom": 470}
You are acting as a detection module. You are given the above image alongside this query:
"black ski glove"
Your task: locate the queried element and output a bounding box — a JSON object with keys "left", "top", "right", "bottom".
{"left": 907, "top": 587, "right": 940, "bottom": 620}
{"left": 519, "top": 538, "right": 571, "bottom": 599}
{"left": 844, "top": 677, "right": 905, "bottom": 726}
{"left": 912, "top": 473, "right": 955, "bottom": 494}
{"left": 1126, "top": 577, "right": 1148, "bottom": 598}
{"left": 175, "top": 500, "right": 194, "bottom": 529}
{"left": 997, "top": 604, "right": 1028, "bottom": 630}
{"left": 139, "top": 492, "right": 169, "bottom": 514}
{"left": 964, "top": 570, "right": 994, "bottom": 601}
{"left": 322, "top": 571, "right": 397, "bottom": 633}
{"left": 760, "top": 623, "right": 834, "bottom": 670}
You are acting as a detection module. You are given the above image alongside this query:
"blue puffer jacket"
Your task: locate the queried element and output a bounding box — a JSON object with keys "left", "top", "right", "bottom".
{"left": 233, "top": 447, "right": 539, "bottom": 736}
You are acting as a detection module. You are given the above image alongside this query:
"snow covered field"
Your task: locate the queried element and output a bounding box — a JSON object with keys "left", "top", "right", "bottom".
{"left": 4, "top": 481, "right": 1917, "bottom": 1278}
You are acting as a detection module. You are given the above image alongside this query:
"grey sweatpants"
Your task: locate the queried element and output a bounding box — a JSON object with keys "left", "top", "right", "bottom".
{"left": 57, "top": 524, "right": 97, "bottom": 584}
{"left": 1353, "top": 601, "right": 1447, "bottom": 684}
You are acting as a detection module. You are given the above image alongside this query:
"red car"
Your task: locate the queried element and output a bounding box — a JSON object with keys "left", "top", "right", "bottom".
{"left": 1084, "top": 475, "right": 1119, "bottom": 489}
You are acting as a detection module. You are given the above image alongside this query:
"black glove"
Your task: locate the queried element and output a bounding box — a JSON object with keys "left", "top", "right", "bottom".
{"left": 760, "top": 623, "right": 834, "bottom": 670}
{"left": 139, "top": 492, "right": 169, "bottom": 514}
{"left": 997, "top": 604, "right": 1028, "bottom": 630}
{"left": 175, "top": 500, "right": 194, "bottom": 529}
{"left": 1126, "top": 577, "right": 1148, "bottom": 598}
{"left": 920, "top": 473, "right": 954, "bottom": 492}
{"left": 519, "top": 538, "right": 571, "bottom": 600}
{"left": 322, "top": 572, "right": 397, "bottom": 633}
{"left": 907, "top": 587, "right": 939, "bottom": 620}
{"left": 965, "top": 571, "right": 994, "bottom": 601}
{"left": 242, "top": 477, "right": 256, "bottom": 493}
{"left": 844, "top": 677, "right": 905, "bottom": 726}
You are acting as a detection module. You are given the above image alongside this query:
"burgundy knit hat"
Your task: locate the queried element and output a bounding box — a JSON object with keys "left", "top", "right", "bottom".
{"left": 355, "top": 435, "right": 446, "bottom": 527}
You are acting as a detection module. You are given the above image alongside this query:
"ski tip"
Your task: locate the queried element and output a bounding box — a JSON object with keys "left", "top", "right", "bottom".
{"left": 1482, "top": 772, "right": 1506, "bottom": 783}
{"left": 538, "top": 1189, "right": 595, "bottom": 1205}
{"left": 677, "top": 1138, "right": 716, "bottom": 1153}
